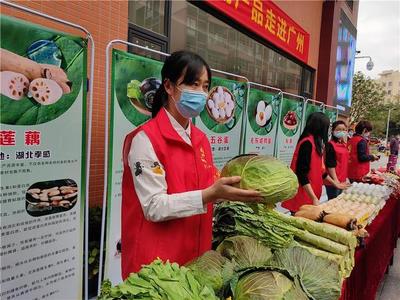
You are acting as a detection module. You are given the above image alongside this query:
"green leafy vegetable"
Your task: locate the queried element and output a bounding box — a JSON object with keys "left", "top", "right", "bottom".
{"left": 231, "top": 267, "right": 309, "bottom": 300}
{"left": 269, "top": 212, "right": 357, "bottom": 248}
{"left": 213, "top": 202, "right": 296, "bottom": 249}
{"left": 271, "top": 243, "right": 342, "bottom": 300}
{"left": 127, "top": 79, "right": 142, "bottom": 100}
{"left": 186, "top": 250, "right": 234, "bottom": 295}
{"left": 98, "top": 259, "right": 218, "bottom": 300}
{"left": 216, "top": 236, "right": 272, "bottom": 269}
{"left": 220, "top": 155, "right": 298, "bottom": 207}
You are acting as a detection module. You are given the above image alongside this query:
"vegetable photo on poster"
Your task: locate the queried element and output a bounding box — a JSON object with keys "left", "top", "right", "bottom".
{"left": 280, "top": 98, "right": 303, "bottom": 137}
{"left": 113, "top": 49, "right": 163, "bottom": 126}
{"left": 0, "top": 15, "right": 86, "bottom": 125}
{"left": 200, "top": 77, "right": 246, "bottom": 133}
{"left": 247, "top": 89, "right": 280, "bottom": 135}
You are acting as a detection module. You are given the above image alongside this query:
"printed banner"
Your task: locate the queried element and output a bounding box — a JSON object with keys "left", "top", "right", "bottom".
{"left": 276, "top": 97, "right": 304, "bottom": 165}
{"left": 104, "top": 49, "right": 163, "bottom": 285}
{"left": 302, "top": 101, "right": 324, "bottom": 129}
{"left": 195, "top": 77, "right": 246, "bottom": 169}
{"left": 324, "top": 107, "right": 338, "bottom": 125}
{"left": 204, "top": 0, "right": 310, "bottom": 63}
{"left": 0, "top": 15, "right": 87, "bottom": 300}
{"left": 243, "top": 87, "right": 280, "bottom": 155}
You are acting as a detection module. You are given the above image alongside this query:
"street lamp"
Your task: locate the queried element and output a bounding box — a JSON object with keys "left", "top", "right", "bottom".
{"left": 355, "top": 55, "right": 374, "bottom": 71}
{"left": 385, "top": 107, "right": 399, "bottom": 146}
{"left": 385, "top": 108, "right": 391, "bottom": 145}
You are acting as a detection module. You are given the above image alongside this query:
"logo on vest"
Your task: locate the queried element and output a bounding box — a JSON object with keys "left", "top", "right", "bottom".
{"left": 199, "top": 147, "right": 212, "bottom": 170}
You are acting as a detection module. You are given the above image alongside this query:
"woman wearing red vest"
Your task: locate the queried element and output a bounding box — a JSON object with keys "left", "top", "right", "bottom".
{"left": 324, "top": 121, "right": 350, "bottom": 199}
{"left": 121, "top": 51, "right": 262, "bottom": 278}
{"left": 348, "top": 120, "right": 380, "bottom": 182}
{"left": 282, "top": 112, "right": 348, "bottom": 212}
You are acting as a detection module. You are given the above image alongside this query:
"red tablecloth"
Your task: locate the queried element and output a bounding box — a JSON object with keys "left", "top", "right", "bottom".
{"left": 340, "top": 195, "right": 400, "bottom": 300}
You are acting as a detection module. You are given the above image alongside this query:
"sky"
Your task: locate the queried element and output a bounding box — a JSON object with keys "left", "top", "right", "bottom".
{"left": 354, "top": 0, "right": 400, "bottom": 79}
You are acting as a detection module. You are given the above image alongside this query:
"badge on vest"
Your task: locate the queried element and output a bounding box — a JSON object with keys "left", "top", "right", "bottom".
{"left": 151, "top": 162, "right": 164, "bottom": 175}
{"left": 134, "top": 162, "right": 143, "bottom": 176}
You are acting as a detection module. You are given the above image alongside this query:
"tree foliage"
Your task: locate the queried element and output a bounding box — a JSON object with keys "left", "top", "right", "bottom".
{"left": 350, "top": 72, "right": 399, "bottom": 138}
{"left": 350, "top": 72, "right": 386, "bottom": 124}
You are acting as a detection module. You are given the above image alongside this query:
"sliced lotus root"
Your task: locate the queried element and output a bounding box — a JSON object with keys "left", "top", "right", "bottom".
{"left": 29, "top": 78, "right": 63, "bottom": 105}
{"left": 0, "top": 71, "right": 29, "bottom": 100}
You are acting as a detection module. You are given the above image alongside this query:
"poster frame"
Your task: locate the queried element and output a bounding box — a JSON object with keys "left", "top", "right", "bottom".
{"left": 245, "top": 82, "right": 283, "bottom": 156}
{"left": 0, "top": 1, "right": 95, "bottom": 299}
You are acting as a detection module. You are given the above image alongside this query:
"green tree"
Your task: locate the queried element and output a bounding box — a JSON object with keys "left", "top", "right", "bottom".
{"left": 350, "top": 72, "right": 385, "bottom": 125}
{"left": 350, "top": 72, "right": 400, "bottom": 138}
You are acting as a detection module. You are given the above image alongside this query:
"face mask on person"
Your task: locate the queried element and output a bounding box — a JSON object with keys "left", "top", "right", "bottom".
{"left": 333, "top": 131, "right": 347, "bottom": 139}
{"left": 348, "top": 131, "right": 354, "bottom": 138}
{"left": 173, "top": 87, "right": 207, "bottom": 118}
{"left": 362, "top": 132, "right": 370, "bottom": 140}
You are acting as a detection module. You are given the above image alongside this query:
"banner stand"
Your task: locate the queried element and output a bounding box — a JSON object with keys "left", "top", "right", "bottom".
{"left": 302, "top": 98, "right": 325, "bottom": 130}
{"left": 275, "top": 93, "right": 305, "bottom": 164}
{"left": 205, "top": 70, "right": 249, "bottom": 161}
{"left": 324, "top": 104, "right": 340, "bottom": 119}
{"left": 99, "top": 40, "right": 170, "bottom": 294}
{"left": 279, "top": 92, "right": 306, "bottom": 128}
{"left": 246, "top": 82, "right": 282, "bottom": 156}
{"left": 0, "top": 1, "right": 95, "bottom": 300}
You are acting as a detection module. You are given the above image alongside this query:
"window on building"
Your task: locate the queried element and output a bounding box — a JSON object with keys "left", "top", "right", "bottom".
{"left": 388, "top": 82, "right": 393, "bottom": 87}
{"left": 301, "top": 68, "right": 314, "bottom": 99}
{"left": 128, "top": 1, "right": 166, "bottom": 35}
{"left": 346, "top": 1, "right": 354, "bottom": 11}
{"left": 170, "top": 1, "right": 306, "bottom": 95}
{"left": 388, "top": 90, "right": 392, "bottom": 95}
{"left": 128, "top": 0, "right": 170, "bottom": 60}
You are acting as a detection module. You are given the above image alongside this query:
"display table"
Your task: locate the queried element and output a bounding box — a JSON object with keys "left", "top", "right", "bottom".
{"left": 340, "top": 195, "right": 400, "bottom": 300}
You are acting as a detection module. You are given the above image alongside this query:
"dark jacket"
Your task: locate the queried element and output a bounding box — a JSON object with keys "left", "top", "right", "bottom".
{"left": 390, "top": 137, "right": 399, "bottom": 156}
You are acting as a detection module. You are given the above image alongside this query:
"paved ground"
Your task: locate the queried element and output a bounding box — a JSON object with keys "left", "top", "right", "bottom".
{"left": 377, "top": 240, "right": 400, "bottom": 299}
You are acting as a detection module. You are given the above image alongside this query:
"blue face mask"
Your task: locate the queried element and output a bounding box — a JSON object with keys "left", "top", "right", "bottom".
{"left": 333, "top": 131, "right": 347, "bottom": 139}
{"left": 362, "top": 132, "right": 370, "bottom": 140}
{"left": 174, "top": 88, "right": 207, "bottom": 118}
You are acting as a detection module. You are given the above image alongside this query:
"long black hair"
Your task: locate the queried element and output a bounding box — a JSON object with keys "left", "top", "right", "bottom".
{"left": 299, "top": 112, "right": 330, "bottom": 156}
{"left": 331, "top": 120, "right": 347, "bottom": 142}
{"left": 152, "top": 50, "right": 212, "bottom": 117}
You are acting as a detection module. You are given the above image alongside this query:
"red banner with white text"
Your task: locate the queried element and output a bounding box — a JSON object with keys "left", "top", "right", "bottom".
{"left": 204, "top": 0, "right": 310, "bottom": 63}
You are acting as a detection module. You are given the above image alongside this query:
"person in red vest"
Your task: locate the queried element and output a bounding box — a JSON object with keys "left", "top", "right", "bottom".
{"left": 282, "top": 112, "right": 348, "bottom": 213}
{"left": 121, "top": 51, "right": 262, "bottom": 279}
{"left": 324, "top": 120, "right": 350, "bottom": 199}
{"left": 348, "top": 120, "right": 380, "bottom": 182}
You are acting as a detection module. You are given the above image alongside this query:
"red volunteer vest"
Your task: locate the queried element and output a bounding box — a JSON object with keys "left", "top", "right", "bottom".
{"left": 348, "top": 135, "right": 370, "bottom": 181}
{"left": 326, "top": 140, "right": 349, "bottom": 184}
{"left": 282, "top": 136, "right": 324, "bottom": 212}
{"left": 121, "top": 109, "right": 215, "bottom": 279}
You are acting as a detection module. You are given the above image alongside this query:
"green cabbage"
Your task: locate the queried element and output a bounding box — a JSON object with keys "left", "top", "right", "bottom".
{"left": 186, "top": 250, "right": 234, "bottom": 294}
{"left": 271, "top": 243, "right": 342, "bottom": 300}
{"left": 220, "top": 155, "right": 298, "bottom": 206}
{"left": 231, "top": 267, "right": 309, "bottom": 300}
{"left": 216, "top": 236, "right": 272, "bottom": 269}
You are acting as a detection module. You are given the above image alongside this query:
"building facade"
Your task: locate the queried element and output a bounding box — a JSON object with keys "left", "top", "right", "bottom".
{"left": 2, "top": 0, "right": 359, "bottom": 205}
{"left": 375, "top": 70, "right": 400, "bottom": 104}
